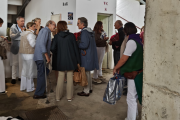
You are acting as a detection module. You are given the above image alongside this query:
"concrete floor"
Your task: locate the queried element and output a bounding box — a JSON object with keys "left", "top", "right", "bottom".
{"left": 0, "top": 69, "right": 141, "bottom": 120}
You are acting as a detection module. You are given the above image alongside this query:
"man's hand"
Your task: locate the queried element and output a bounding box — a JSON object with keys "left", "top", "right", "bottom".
{"left": 45, "top": 53, "right": 50, "bottom": 63}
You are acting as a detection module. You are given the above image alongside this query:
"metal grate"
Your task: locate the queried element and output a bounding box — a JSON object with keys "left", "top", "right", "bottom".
{"left": 25, "top": 106, "right": 68, "bottom": 120}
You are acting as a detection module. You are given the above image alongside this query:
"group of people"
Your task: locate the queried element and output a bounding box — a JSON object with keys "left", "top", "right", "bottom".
{"left": 0, "top": 15, "right": 144, "bottom": 120}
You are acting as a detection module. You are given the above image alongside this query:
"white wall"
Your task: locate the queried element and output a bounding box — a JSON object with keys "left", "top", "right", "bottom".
{"left": 8, "top": 5, "right": 17, "bottom": 15}
{"left": 25, "top": 0, "right": 116, "bottom": 34}
{"left": 0, "top": 0, "right": 11, "bottom": 78}
{"left": 25, "top": 0, "right": 76, "bottom": 32}
{"left": 76, "top": 0, "right": 116, "bottom": 32}
{"left": 116, "top": 0, "right": 145, "bottom": 32}
{"left": 8, "top": 0, "right": 22, "bottom": 6}
{"left": 0, "top": 0, "right": 8, "bottom": 36}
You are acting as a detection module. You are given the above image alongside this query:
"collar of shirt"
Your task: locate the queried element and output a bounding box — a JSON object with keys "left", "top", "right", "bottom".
{"left": 30, "top": 30, "right": 34, "bottom": 33}
{"left": 45, "top": 26, "right": 51, "bottom": 33}
{"left": 17, "top": 25, "right": 22, "bottom": 32}
{"left": 118, "top": 27, "right": 123, "bottom": 31}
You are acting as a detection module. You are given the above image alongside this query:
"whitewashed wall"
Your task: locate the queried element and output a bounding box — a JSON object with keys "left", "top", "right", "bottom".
{"left": 25, "top": 0, "right": 116, "bottom": 33}
{"left": 25, "top": 0, "right": 76, "bottom": 32}
{"left": 116, "top": 0, "right": 145, "bottom": 32}
{"left": 76, "top": 0, "right": 116, "bottom": 32}
{"left": 0, "top": 0, "right": 8, "bottom": 36}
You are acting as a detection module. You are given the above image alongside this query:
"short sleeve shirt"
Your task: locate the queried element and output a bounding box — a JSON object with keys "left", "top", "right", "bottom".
{"left": 123, "top": 40, "right": 137, "bottom": 56}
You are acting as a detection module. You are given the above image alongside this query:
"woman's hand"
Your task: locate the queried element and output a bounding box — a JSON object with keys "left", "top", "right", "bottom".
{"left": 104, "top": 37, "right": 109, "bottom": 41}
{"left": 1, "top": 36, "right": 7, "bottom": 41}
{"left": 113, "top": 67, "right": 120, "bottom": 75}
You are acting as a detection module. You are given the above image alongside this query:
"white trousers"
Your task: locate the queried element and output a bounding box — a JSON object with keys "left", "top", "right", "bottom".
{"left": 83, "top": 71, "right": 92, "bottom": 94}
{"left": 11, "top": 53, "right": 22, "bottom": 79}
{"left": 127, "top": 79, "right": 138, "bottom": 120}
{"left": 93, "top": 47, "right": 106, "bottom": 79}
{"left": 20, "top": 54, "right": 35, "bottom": 92}
{"left": 0, "top": 57, "right": 5, "bottom": 92}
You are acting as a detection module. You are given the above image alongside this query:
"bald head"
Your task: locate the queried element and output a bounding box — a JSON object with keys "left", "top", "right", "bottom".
{"left": 114, "top": 20, "right": 123, "bottom": 29}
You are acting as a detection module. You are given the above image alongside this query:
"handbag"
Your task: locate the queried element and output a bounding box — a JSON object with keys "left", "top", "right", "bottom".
{"left": 73, "top": 64, "right": 88, "bottom": 87}
{"left": 103, "top": 74, "right": 125, "bottom": 105}
{"left": 0, "top": 42, "right": 7, "bottom": 60}
{"left": 73, "top": 69, "right": 81, "bottom": 83}
{"left": 124, "top": 70, "right": 143, "bottom": 79}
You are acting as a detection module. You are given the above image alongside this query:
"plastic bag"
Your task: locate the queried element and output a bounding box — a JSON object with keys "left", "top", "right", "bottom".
{"left": 103, "top": 74, "right": 125, "bottom": 105}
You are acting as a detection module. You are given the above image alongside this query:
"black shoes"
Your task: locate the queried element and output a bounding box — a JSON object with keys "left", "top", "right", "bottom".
{"left": 33, "top": 95, "right": 47, "bottom": 99}
{"left": 123, "top": 88, "right": 127, "bottom": 96}
{"left": 11, "top": 78, "right": 21, "bottom": 84}
{"left": 77, "top": 92, "right": 90, "bottom": 97}
{"left": 89, "top": 90, "right": 93, "bottom": 93}
{"left": 0, "top": 91, "right": 7, "bottom": 94}
{"left": 11, "top": 79, "right": 16, "bottom": 84}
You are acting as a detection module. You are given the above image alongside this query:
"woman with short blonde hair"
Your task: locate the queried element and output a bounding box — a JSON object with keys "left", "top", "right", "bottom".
{"left": 19, "top": 22, "right": 37, "bottom": 92}
{"left": 32, "top": 18, "right": 43, "bottom": 35}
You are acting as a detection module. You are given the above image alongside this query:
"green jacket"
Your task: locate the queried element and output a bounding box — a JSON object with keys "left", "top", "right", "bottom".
{"left": 121, "top": 39, "right": 143, "bottom": 104}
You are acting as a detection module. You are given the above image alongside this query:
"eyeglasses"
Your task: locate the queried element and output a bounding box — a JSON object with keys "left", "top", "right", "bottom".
{"left": 51, "top": 24, "right": 56, "bottom": 27}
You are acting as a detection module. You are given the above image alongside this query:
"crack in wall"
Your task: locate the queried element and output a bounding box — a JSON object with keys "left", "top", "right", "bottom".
{"left": 144, "top": 83, "right": 180, "bottom": 97}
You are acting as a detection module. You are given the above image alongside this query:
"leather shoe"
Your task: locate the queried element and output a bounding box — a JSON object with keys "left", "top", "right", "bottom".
{"left": 11, "top": 79, "right": 16, "bottom": 84}
{"left": 77, "top": 92, "right": 89, "bottom": 96}
{"left": 33, "top": 95, "right": 47, "bottom": 99}
{"left": 89, "top": 90, "right": 93, "bottom": 93}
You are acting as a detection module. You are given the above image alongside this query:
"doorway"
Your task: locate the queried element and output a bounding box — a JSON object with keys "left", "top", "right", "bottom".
{"left": 97, "top": 13, "right": 114, "bottom": 69}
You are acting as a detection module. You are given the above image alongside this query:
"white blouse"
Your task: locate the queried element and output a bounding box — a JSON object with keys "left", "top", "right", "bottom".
{"left": 27, "top": 30, "right": 36, "bottom": 47}
{"left": 123, "top": 39, "right": 137, "bottom": 56}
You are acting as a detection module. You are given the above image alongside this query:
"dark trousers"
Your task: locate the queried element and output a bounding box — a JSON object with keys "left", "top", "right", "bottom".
{"left": 113, "top": 50, "right": 120, "bottom": 66}
{"left": 34, "top": 60, "right": 46, "bottom": 96}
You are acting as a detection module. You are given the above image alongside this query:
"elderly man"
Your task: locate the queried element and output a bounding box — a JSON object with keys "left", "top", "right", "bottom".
{"left": 10, "top": 16, "right": 25, "bottom": 84}
{"left": 109, "top": 20, "right": 125, "bottom": 66}
{"left": 77, "top": 17, "right": 99, "bottom": 96}
{"left": 33, "top": 20, "right": 56, "bottom": 99}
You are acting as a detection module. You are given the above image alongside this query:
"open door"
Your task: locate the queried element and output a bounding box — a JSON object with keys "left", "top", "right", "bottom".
{"left": 97, "top": 14, "right": 114, "bottom": 69}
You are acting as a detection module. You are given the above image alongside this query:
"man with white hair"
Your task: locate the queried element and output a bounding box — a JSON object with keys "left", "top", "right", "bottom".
{"left": 33, "top": 20, "right": 56, "bottom": 99}
{"left": 10, "top": 16, "right": 25, "bottom": 84}
{"left": 109, "top": 20, "right": 125, "bottom": 66}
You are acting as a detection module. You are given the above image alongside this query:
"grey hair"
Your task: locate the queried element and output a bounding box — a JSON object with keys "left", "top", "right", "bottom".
{"left": 116, "top": 20, "right": 123, "bottom": 26}
{"left": 78, "top": 17, "right": 88, "bottom": 27}
{"left": 46, "top": 20, "right": 54, "bottom": 27}
{"left": 16, "top": 16, "right": 24, "bottom": 21}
